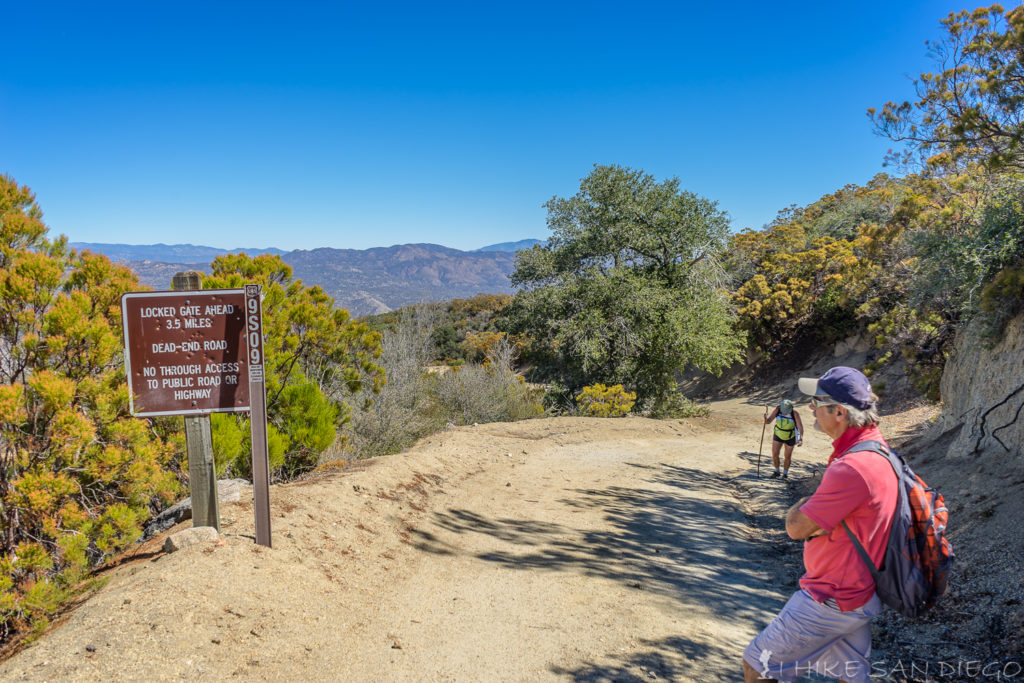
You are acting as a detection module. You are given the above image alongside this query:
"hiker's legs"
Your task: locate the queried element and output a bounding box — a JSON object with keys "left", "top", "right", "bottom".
{"left": 744, "top": 591, "right": 880, "bottom": 683}
{"left": 771, "top": 439, "right": 782, "bottom": 469}
{"left": 783, "top": 444, "right": 794, "bottom": 472}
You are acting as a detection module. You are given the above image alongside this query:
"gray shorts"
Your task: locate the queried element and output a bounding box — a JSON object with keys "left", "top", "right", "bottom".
{"left": 744, "top": 589, "right": 882, "bottom": 683}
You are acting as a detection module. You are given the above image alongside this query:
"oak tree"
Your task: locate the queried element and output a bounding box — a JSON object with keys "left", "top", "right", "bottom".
{"left": 504, "top": 165, "right": 744, "bottom": 410}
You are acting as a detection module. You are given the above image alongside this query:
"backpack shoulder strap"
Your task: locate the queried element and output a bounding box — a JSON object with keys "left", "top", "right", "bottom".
{"left": 842, "top": 439, "right": 887, "bottom": 457}
{"left": 841, "top": 439, "right": 901, "bottom": 477}
{"left": 842, "top": 520, "right": 881, "bottom": 574}
{"left": 838, "top": 438, "right": 901, "bottom": 576}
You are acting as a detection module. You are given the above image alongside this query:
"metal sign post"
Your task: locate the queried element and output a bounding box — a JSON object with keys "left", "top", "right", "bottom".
{"left": 244, "top": 285, "right": 272, "bottom": 548}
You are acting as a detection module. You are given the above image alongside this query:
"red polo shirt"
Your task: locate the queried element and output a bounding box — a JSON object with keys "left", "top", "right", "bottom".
{"left": 798, "top": 425, "right": 898, "bottom": 610}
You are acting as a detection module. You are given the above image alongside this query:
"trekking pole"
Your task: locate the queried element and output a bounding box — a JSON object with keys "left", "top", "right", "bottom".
{"left": 757, "top": 404, "right": 768, "bottom": 478}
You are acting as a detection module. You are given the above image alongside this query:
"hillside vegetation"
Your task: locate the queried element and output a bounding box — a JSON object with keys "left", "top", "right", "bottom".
{"left": 504, "top": 5, "right": 1024, "bottom": 406}
{"left": 1, "top": 2, "right": 1024, "bottom": 650}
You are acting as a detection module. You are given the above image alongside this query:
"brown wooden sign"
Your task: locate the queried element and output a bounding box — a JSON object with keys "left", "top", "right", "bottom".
{"left": 121, "top": 289, "right": 250, "bottom": 416}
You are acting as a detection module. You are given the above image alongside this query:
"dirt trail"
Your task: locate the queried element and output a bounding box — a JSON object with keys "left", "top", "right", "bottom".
{"left": 0, "top": 398, "right": 837, "bottom": 682}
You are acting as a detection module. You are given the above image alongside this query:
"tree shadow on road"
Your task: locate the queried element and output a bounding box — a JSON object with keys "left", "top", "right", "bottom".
{"left": 549, "top": 633, "right": 739, "bottom": 682}
{"left": 410, "top": 459, "right": 790, "bottom": 636}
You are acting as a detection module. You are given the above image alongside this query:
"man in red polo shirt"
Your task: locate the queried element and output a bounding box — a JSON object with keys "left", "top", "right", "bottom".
{"left": 743, "top": 366, "right": 898, "bottom": 683}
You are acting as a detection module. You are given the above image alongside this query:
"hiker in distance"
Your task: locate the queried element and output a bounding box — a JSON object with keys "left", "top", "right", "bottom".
{"left": 743, "top": 366, "right": 896, "bottom": 683}
{"left": 763, "top": 399, "right": 803, "bottom": 478}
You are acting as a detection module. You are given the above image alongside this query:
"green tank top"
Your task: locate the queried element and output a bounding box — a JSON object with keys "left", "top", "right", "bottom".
{"left": 774, "top": 413, "right": 796, "bottom": 440}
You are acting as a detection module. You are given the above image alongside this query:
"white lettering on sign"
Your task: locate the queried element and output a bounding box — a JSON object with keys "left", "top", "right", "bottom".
{"left": 183, "top": 317, "right": 213, "bottom": 329}
{"left": 249, "top": 333, "right": 261, "bottom": 363}
{"left": 161, "top": 377, "right": 195, "bottom": 389}
{"left": 205, "top": 304, "right": 235, "bottom": 315}
{"left": 173, "top": 388, "right": 213, "bottom": 401}
{"left": 246, "top": 294, "right": 264, "bottom": 372}
{"left": 140, "top": 306, "right": 176, "bottom": 318}
{"left": 205, "top": 362, "right": 240, "bottom": 373}
{"left": 179, "top": 305, "right": 200, "bottom": 316}
{"left": 159, "top": 364, "right": 202, "bottom": 376}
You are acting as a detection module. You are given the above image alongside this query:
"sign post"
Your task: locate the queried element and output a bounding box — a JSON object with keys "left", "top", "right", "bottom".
{"left": 172, "top": 272, "right": 219, "bottom": 530}
{"left": 244, "top": 284, "right": 272, "bottom": 548}
{"left": 121, "top": 281, "right": 272, "bottom": 547}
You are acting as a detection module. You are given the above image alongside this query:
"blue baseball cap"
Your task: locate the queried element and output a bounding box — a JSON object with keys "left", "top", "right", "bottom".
{"left": 798, "top": 366, "right": 874, "bottom": 410}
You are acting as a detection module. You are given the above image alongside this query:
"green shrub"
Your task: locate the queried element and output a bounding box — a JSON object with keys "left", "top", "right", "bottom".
{"left": 910, "top": 361, "right": 945, "bottom": 402}
{"left": 541, "top": 381, "right": 574, "bottom": 414}
{"left": 980, "top": 264, "right": 1024, "bottom": 345}
{"left": 276, "top": 383, "right": 339, "bottom": 476}
{"left": 575, "top": 384, "right": 636, "bottom": 417}
{"left": 862, "top": 351, "right": 891, "bottom": 377}
{"left": 430, "top": 340, "right": 544, "bottom": 425}
{"left": 346, "top": 305, "right": 446, "bottom": 459}
{"left": 345, "top": 309, "right": 542, "bottom": 460}
{"left": 0, "top": 175, "right": 181, "bottom": 643}
{"left": 644, "top": 392, "right": 711, "bottom": 419}
{"left": 210, "top": 413, "right": 289, "bottom": 478}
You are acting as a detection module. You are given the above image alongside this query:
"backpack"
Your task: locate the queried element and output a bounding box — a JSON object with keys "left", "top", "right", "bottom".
{"left": 840, "top": 440, "right": 954, "bottom": 618}
{"left": 774, "top": 414, "right": 797, "bottom": 440}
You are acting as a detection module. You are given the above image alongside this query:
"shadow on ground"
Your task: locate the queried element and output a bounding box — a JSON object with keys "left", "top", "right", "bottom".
{"left": 548, "top": 633, "right": 741, "bottom": 682}
{"left": 411, "top": 459, "right": 794, "bottom": 678}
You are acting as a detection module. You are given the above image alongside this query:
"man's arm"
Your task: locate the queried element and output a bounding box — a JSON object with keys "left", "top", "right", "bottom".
{"left": 794, "top": 410, "right": 804, "bottom": 445}
{"left": 796, "top": 461, "right": 870, "bottom": 540}
{"left": 764, "top": 407, "right": 778, "bottom": 424}
{"left": 786, "top": 496, "right": 825, "bottom": 540}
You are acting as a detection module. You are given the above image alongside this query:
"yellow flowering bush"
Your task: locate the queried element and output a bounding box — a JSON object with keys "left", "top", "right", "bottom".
{"left": 576, "top": 383, "right": 636, "bottom": 417}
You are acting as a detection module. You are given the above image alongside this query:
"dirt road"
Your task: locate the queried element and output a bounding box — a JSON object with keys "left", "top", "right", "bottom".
{"left": 0, "top": 398, "right": 835, "bottom": 681}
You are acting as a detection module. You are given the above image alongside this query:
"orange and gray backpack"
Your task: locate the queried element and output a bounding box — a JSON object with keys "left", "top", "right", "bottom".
{"left": 841, "top": 440, "right": 953, "bottom": 618}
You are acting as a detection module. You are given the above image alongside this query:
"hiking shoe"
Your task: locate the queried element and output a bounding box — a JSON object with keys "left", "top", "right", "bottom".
{"left": 782, "top": 472, "right": 789, "bottom": 479}
{"left": 769, "top": 471, "right": 780, "bottom": 479}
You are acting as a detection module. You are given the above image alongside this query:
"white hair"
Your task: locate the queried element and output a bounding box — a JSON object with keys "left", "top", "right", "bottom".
{"left": 833, "top": 393, "right": 881, "bottom": 427}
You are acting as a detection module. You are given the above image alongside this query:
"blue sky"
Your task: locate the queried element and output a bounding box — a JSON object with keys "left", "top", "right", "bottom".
{"left": 0, "top": 1, "right": 983, "bottom": 251}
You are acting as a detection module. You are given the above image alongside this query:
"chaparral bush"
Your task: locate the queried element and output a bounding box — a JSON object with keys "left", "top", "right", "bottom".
{"left": 575, "top": 383, "right": 636, "bottom": 417}
{"left": 0, "top": 175, "right": 180, "bottom": 639}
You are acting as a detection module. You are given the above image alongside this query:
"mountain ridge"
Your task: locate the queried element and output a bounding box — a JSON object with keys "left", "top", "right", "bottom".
{"left": 472, "top": 238, "right": 542, "bottom": 252}
{"left": 72, "top": 241, "right": 537, "bottom": 316}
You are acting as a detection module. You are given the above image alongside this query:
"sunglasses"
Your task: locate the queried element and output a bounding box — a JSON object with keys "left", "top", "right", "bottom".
{"left": 810, "top": 396, "right": 839, "bottom": 408}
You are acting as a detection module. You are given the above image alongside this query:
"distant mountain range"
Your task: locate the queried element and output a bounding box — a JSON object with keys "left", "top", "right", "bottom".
{"left": 71, "top": 240, "right": 543, "bottom": 316}
{"left": 69, "top": 243, "right": 289, "bottom": 263}
{"left": 472, "top": 239, "right": 543, "bottom": 253}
